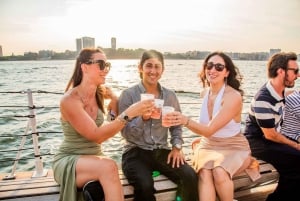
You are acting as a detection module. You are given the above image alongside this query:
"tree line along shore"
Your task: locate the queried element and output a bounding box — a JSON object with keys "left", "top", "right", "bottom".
{"left": 0, "top": 47, "right": 282, "bottom": 61}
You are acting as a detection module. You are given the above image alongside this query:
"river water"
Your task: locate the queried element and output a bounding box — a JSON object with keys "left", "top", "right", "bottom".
{"left": 0, "top": 59, "right": 299, "bottom": 173}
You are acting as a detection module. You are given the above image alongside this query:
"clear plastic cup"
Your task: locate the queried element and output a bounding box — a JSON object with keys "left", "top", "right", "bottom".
{"left": 151, "top": 99, "right": 164, "bottom": 119}
{"left": 140, "top": 93, "right": 155, "bottom": 101}
{"left": 162, "top": 106, "right": 175, "bottom": 127}
{"left": 140, "top": 93, "right": 155, "bottom": 115}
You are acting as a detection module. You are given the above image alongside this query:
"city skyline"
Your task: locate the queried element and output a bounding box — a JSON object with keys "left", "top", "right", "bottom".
{"left": 1, "top": 0, "right": 300, "bottom": 56}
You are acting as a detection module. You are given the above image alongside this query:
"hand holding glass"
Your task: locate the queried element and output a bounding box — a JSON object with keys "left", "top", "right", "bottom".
{"left": 151, "top": 99, "right": 164, "bottom": 119}
{"left": 141, "top": 93, "right": 155, "bottom": 116}
{"left": 162, "top": 106, "right": 175, "bottom": 127}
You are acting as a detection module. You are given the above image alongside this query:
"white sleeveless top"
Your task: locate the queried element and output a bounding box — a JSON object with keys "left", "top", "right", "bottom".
{"left": 199, "top": 84, "right": 241, "bottom": 138}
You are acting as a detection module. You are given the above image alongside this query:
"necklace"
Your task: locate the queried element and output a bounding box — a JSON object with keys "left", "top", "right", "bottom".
{"left": 77, "top": 90, "right": 96, "bottom": 115}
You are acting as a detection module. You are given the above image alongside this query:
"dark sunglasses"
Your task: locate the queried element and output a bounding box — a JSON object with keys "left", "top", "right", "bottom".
{"left": 287, "top": 68, "right": 299, "bottom": 75}
{"left": 85, "top": 60, "right": 111, "bottom": 71}
{"left": 206, "top": 62, "right": 226, "bottom": 72}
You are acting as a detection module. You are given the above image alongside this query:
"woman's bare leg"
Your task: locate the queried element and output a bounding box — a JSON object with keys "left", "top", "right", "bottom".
{"left": 213, "top": 167, "right": 233, "bottom": 201}
{"left": 76, "top": 155, "right": 124, "bottom": 201}
{"left": 198, "top": 169, "right": 216, "bottom": 201}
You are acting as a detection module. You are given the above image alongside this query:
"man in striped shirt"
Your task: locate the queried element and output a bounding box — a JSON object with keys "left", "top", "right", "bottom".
{"left": 244, "top": 52, "right": 299, "bottom": 201}
{"left": 281, "top": 91, "right": 300, "bottom": 142}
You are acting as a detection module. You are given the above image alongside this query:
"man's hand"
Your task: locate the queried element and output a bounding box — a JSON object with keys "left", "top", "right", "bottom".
{"left": 167, "top": 148, "right": 185, "bottom": 168}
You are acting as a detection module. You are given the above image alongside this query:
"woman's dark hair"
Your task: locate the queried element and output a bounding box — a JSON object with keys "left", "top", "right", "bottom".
{"left": 199, "top": 51, "right": 244, "bottom": 96}
{"left": 267, "top": 52, "right": 297, "bottom": 78}
{"left": 65, "top": 48, "right": 106, "bottom": 113}
{"left": 139, "top": 50, "right": 164, "bottom": 79}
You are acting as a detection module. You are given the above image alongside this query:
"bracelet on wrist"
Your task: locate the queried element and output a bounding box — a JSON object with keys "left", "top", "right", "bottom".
{"left": 117, "top": 112, "right": 131, "bottom": 125}
{"left": 116, "top": 116, "right": 127, "bottom": 125}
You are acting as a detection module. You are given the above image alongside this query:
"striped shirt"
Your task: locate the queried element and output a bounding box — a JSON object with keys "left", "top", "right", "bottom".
{"left": 244, "top": 81, "right": 285, "bottom": 138}
{"left": 281, "top": 91, "right": 300, "bottom": 141}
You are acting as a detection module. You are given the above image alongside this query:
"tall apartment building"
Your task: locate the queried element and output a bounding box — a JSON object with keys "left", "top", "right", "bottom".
{"left": 76, "top": 38, "right": 82, "bottom": 53}
{"left": 0, "top": 46, "right": 3, "bottom": 57}
{"left": 76, "top": 37, "right": 95, "bottom": 53}
{"left": 111, "top": 37, "right": 116, "bottom": 50}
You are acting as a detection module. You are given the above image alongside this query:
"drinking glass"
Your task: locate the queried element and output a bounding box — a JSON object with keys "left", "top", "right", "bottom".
{"left": 162, "top": 106, "right": 175, "bottom": 127}
{"left": 151, "top": 99, "right": 164, "bottom": 119}
{"left": 140, "top": 93, "right": 155, "bottom": 115}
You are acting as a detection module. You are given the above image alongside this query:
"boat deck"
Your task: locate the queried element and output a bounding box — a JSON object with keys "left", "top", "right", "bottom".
{"left": 0, "top": 90, "right": 279, "bottom": 200}
{"left": 0, "top": 160, "right": 278, "bottom": 201}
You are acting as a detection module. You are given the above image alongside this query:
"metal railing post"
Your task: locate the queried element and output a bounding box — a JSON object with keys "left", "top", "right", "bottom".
{"left": 2, "top": 122, "right": 30, "bottom": 180}
{"left": 27, "top": 89, "right": 48, "bottom": 177}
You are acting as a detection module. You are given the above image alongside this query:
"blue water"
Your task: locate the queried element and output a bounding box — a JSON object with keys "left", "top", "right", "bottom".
{"left": 0, "top": 59, "right": 299, "bottom": 173}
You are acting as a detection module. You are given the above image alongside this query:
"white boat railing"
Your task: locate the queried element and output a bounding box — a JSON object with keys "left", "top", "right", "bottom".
{"left": 0, "top": 89, "right": 250, "bottom": 181}
{"left": 2, "top": 89, "right": 48, "bottom": 180}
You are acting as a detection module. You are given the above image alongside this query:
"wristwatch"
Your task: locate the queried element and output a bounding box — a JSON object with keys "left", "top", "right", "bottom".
{"left": 173, "top": 144, "right": 182, "bottom": 150}
{"left": 118, "top": 112, "right": 131, "bottom": 124}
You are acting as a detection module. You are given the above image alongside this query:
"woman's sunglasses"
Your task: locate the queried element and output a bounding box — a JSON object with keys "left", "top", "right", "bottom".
{"left": 85, "top": 60, "right": 111, "bottom": 71}
{"left": 206, "top": 62, "right": 225, "bottom": 72}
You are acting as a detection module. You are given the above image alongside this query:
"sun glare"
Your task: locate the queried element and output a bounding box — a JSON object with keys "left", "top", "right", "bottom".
{"left": 2, "top": 0, "right": 300, "bottom": 55}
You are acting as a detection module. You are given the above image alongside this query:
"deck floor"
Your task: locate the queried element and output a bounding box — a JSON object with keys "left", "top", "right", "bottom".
{"left": 0, "top": 188, "right": 276, "bottom": 201}
{"left": 0, "top": 170, "right": 276, "bottom": 201}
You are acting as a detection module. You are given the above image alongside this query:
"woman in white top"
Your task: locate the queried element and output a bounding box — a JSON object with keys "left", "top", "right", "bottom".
{"left": 165, "top": 51, "right": 259, "bottom": 201}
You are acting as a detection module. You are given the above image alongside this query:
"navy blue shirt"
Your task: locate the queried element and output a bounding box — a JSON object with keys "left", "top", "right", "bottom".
{"left": 244, "top": 81, "right": 285, "bottom": 138}
{"left": 281, "top": 91, "right": 300, "bottom": 141}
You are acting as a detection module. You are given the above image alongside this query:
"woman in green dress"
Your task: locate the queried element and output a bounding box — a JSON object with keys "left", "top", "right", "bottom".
{"left": 53, "top": 48, "right": 154, "bottom": 201}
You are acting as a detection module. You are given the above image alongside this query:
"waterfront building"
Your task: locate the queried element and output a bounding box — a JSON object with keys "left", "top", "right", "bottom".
{"left": 0, "top": 46, "right": 2, "bottom": 57}
{"left": 76, "top": 37, "right": 95, "bottom": 53}
{"left": 76, "top": 38, "right": 82, "bottom": 54}
{"left": 38, "top": 50, "right": 54, "bottom": 60}
{"left": 269, "top": 48, "right": 281, "bottom": 56}
{"left": 111, "top": 37, "right": 116, "bottom": 50}
{"left": 82, "top": 37, "right": 95, "bottom": 48}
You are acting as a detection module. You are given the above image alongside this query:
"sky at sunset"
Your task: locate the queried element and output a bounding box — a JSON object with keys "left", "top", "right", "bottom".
{"left": 0, "top": 0, "right": 300, "bottom": 56}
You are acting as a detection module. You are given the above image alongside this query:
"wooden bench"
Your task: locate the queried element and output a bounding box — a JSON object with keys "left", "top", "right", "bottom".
{"left": 0, "top": 160, "right": 278, "bottom": 201}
